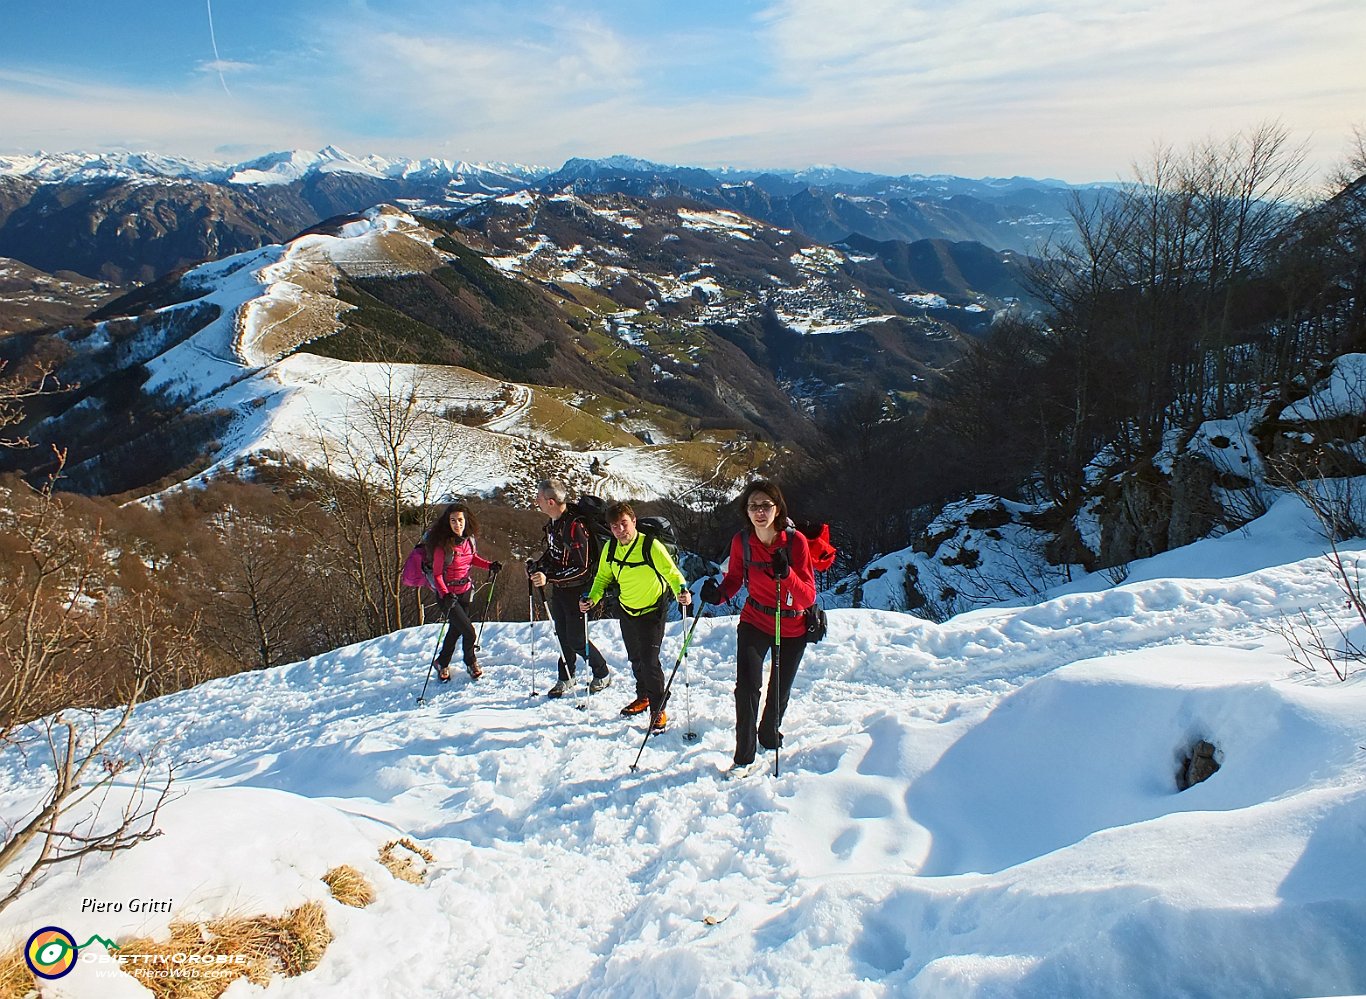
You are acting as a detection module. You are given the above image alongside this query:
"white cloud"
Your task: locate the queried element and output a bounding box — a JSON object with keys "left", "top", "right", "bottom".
{"left": 739, "top": 0, "right": 1366, "bottom": 178}
{"left": 320, "top": 0, "right": 1366, "bottom": 181}
{"left": 1, "top": 0, "right": 1362, "bottom": 183}
{"left": 328, "top": 16, "right": 642, "bottom": 134}
{"left": 197, "top": 59, "right": 257, "bottom": 74}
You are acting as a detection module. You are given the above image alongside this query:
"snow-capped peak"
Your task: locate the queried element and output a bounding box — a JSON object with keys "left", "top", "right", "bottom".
{"left": 0, "top": 149, "right": 232, "bottom": 184}
{"left": 0, "top": 148, "right": 550, "bottom": 189}
{"left": 226, "top": 146, "right": 385, "bottom": 185}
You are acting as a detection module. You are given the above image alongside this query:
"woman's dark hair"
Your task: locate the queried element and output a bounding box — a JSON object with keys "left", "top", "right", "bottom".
{"left": 738, "top": 479, "right": 788, "bottom": 526}
{"left": 424, "top": 501, "right": 478, "bottom": 555}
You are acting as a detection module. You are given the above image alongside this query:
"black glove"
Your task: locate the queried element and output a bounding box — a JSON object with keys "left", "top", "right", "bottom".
{"left": 488, "top": 561, "right": 503, "bottom": 575}
{"left": 700, "top": 578, "right": 723, "bottom": 605}
{"left": 770, "top": 547, "right": 791, "bottom": 581}
{"left": 436, "top": 592, "right": 454, "bottom": 613}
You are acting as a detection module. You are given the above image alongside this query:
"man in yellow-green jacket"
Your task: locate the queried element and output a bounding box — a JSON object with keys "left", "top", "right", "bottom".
{"left": 580, "top": 501, "right": 691, "bottom": 733}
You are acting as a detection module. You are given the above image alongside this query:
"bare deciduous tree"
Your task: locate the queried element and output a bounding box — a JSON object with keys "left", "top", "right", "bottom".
{"left": 1265, "top": 364, "right": 1366, "bottom": 682}
{"left": 0, "top": 454, "right": 177, "bottom": 913}
{"left": 299, "top": 363, "right": 462, "bottom": 634}
{"left": 1020, "top": 122, "right": 1308, "bottom": 508}
{"left": 201, "top": 497, "right": 321, "bottom": 671}
{"left": 0, "top": 358, "right": 57, "bottom": 450}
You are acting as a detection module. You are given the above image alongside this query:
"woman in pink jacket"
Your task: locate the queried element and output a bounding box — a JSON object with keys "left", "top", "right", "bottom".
{"left": 423, "top": 502, "right": 500, "bottom": 681}
{"left": 700, "top": 479, "right": 816, "bottom": 777}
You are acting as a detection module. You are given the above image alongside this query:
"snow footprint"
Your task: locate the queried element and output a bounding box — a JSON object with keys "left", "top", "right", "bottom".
{"left": 778, "top": 716, "right": 931, "bottom": 877}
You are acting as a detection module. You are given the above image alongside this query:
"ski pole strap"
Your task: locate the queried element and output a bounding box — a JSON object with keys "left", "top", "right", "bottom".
{"left": 745, "top": 596, "right": 804, "bottom": 619}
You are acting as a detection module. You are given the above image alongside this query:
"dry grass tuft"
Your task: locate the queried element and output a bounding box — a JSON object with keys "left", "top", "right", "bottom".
{"left": 261, "top": 900, "right": 332, "bottom": 977}
{"left": 0, "top": 944, "right": 34, "bottom": 999}
{"left": 118, "top": 900, "right": 333, "bottom": 998}
{"left": 322, "top": 864, "right": 376, "bottom": 908}
{"left": 378, "top": 837, "right": 436, "bottom": 885}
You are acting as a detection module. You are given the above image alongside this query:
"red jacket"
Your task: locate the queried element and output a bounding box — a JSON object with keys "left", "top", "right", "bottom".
{"left": 433, "top": 537, "right": 491, "bottom": 597}
{"left": 716, "top": 529, "right": 816, "bottom": 639}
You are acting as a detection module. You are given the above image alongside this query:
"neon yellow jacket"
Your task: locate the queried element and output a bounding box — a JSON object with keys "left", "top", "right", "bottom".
{"left": 587, "top": 532, "right": 687, "bottom": 616}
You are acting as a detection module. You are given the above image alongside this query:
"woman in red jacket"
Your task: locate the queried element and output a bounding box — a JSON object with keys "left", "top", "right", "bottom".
{"left": 701, "top": 479, "right": 816, "bottom": 777}
{"left": 423, "top": 502, "right": 500, "bottom": 682}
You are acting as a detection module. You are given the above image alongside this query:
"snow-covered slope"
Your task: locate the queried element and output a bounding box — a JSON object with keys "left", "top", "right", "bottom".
{"left": 850, "top": 354, "right": 1366, "bottom": 619}
{"left": 54, "top": 204, "right": 727, "bottom": 502}
{"left": 3, "top": 499, "right": 1365, "bottom": 996}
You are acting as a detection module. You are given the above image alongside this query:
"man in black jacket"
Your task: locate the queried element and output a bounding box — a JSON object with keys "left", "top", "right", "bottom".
{"left": 528, "top": 478, "right": 612, "bottom": 697}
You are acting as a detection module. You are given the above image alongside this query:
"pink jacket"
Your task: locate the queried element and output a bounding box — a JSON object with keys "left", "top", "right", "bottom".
{"left": 433, "top": 537, "right": 491, "bottom": 597}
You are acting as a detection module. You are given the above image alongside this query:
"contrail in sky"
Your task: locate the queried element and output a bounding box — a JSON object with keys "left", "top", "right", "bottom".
{"left": 206, "top": 0, "right": 233, "bottom": 96}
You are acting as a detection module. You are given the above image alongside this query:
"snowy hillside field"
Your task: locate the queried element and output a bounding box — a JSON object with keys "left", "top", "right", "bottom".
{"left": 56, "top": 206, "right": 742, "bottom": 504}
{"left": 4, "top": 498, "right": 1366, "bottom": 997}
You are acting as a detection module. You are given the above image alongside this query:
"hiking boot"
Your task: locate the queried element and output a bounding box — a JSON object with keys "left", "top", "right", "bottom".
{"left": 588, "top": 673, "right": 612, "bottom": 694}
{"left": 722, "top": 760, "right": 762, "bottom": 780}
{"left": 650, "top": 710, "right": 667, "bottom": 734}
{"left": 437, "top": 664, "right": 452, "bottom": 683}
{"left": 620, "top": 696, "right": 650, "bottom": 716}
{"left": 466, "top": 660, "right": 483, "bottom": 680}
{"left": 548, "top": 678, "right": 573, "bottom": 698}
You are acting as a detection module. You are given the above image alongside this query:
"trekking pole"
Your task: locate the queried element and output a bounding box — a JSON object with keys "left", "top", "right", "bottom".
{"left": 474, "top": 565, "right": 499, "bottom": 651}
{"left": 630, "top": 600, "right": 704, "bottom": 771}
{"left": 682, "top": 602, "right": 698, "bottom": 743}
{"left": 416, "top": 617, "right": 450, "bottom": 706}
{"left": 771, "top": 578, "right": 782, "bottom": 778}
{"left": 574, "top": 608, "right": 588, "bottom": 712}
{"left": 533, "top": 578, "right": 557, "bottom": 698}
{"left": 527, "top": 566, "right": 539, "bottom": 697}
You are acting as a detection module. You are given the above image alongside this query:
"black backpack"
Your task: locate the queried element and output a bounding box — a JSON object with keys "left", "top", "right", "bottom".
{"left": 804, "top": 605, "right": 828, "bottom": 643}
{"left": 562, "top": 495, "right": 617, "bottom": 617}
{"left": 619, "top": 516, "right": 679, "bottom": 562}
{"left": 565, "top": 495, "right": 612, "bottom": 565}
{"left": 792, "top": 520, "right": 834, "bottom": 642}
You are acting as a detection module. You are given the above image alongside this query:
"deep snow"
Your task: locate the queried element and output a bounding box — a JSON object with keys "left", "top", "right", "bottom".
{"left": 3, "top": 498, "right": 1366, "bottom": 997}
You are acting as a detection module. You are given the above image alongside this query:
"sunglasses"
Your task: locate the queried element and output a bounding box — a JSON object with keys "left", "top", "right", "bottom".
{"left": 747, "top": 502, "right": 776, "bottom": 512}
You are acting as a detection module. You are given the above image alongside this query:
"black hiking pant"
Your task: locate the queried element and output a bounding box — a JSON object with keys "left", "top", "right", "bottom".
{"left": 548, "top": 584, "right": 608, "bottom": 682}
{"left": 430, "top": 591, "right": 477, "bottom": 668}
{"left": 733, "top": 620, "right": 806, "bottom": 766}
{"left": 619, "top": 603, "right": 667, "bottom": 709}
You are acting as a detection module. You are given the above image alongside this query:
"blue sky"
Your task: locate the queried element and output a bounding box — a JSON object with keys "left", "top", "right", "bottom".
{"left": 1, "top": 0, "right": 1363, "bottom": 183}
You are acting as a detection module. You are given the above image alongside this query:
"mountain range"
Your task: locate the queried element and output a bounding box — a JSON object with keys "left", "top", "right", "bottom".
{"left": 2, "top": 194, "right": 1030, "bottom": 498}
{"left": 0, "top": 148, "right": 1103, "bottom": 285}
{"left": 0, "top": 138, "right": 1054, "bottom": 499}
{"left": 0, "top": 146, "right": 545, "bottom": 188}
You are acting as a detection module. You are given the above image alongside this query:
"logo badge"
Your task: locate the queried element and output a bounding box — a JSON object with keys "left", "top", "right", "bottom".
{"left": 25, "top": 926, "right": 79, "bottom": 980}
